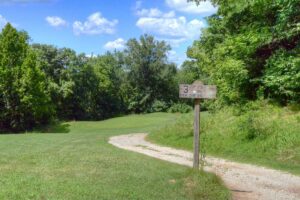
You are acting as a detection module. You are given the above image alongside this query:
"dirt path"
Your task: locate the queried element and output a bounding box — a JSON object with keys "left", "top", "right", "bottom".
{"left": 109, "top": 133, "right": 300, "bottom": 200}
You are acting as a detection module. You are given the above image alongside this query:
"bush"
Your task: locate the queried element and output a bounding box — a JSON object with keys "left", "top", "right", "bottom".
{"left": 238, "top": 112, "right": 269, "bottom": 140}
{"left": 168, "top": 103, "right": 192, "bottom": 113}
{"left": 263, "top": 49, "right": 300, "bottom": 104}
{"left": 149, "top": 100, "right": 168, "bottom": 112}
{"left": 233, "top": 101, "right": 280, "bottom": 140}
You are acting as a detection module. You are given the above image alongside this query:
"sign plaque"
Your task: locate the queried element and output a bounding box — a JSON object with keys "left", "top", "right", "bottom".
{"left": 179, "top": 84, "right": 217, "bottom": 99}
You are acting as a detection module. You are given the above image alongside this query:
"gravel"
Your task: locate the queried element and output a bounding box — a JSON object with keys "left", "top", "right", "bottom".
{"left": 109, "top": 133, "right": 300, "bottom": 200}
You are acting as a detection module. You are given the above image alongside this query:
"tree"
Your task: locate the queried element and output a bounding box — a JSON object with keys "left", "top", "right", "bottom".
{"left": 32, "top": 44, "right": 77, "bottom": 119}
{"left": 176, "top": 60, "right": 209, "bottom": 84}
{"left": 263, "top": 48, "right": 300, "bottom": 103}
{"left": 32, "top": 45, "right": 127, "bottom": 121}
{"left": 89, "top": 52, "right": 126, "bottom": 117}
{"left": 0, "top": 24, "right": 54, "bottom": 132}
{"left": 124, "top": 34, "right": 177, "bottom": 112}
{"left": 188, "top": 0, "right": 300, "bottom": 105}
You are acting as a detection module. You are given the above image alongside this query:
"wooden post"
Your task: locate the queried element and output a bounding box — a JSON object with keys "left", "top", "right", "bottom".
{"left": 179, "top": 81, "right": 216, "bottom": 170}
{"left": 193, "top": 99, "right": 200, "bottom": 169}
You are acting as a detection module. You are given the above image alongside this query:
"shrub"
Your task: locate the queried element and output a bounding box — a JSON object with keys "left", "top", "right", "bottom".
{"left": 238, "top": 112, "right": 267, "bottom": 140}
{"left": 168, "top": 103, "right": 192, "bottom": 113}
{"left": 149, "top": 100, "right": 168, "bottom": 112}
{"left": 263, "top": 49, "right": 300, "bottom": 104}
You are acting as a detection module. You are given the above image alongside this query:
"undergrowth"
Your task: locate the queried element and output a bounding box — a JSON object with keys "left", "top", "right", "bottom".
{"left": 148, "top": 101, "right": 300, "bottom": 174}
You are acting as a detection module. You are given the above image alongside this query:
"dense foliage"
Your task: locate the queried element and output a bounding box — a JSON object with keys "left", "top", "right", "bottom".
{"left": 0, "top": 24, "right": 53, "bottom": 132}
{"left": 0, "top": 25, "right": 179, "bottom": 132}
{"left": 189, "top": 0, "right": 300, "bottom": 105}
{"left": 1, "top": 0, "right": 299, "bottom": 131}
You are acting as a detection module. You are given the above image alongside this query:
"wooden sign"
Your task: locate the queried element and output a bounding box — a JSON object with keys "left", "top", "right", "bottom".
{"left": 179, "top": 83, "right": 217, "bottom": 99}
{"left": 179, "top": 81, "right": 217, "bottom": 169}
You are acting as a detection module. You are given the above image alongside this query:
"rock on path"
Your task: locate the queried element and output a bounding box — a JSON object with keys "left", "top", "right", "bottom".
{"left": 109, "top": 133, "right": 300, "bottom": 200}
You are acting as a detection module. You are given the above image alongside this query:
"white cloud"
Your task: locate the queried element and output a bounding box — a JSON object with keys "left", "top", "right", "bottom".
{"left": 165, "top": 0, "right": 217, "bottom": 14}
{"left": 136, "top": 7, "right": 205, "bottom": 47}
{"left": 161, "top": 37, "right": 187, "bottom": 47}
{"left": 163, "top": 11, "right": 176, "bottom": 18}
{"left": 136, "top": 7, "right": 206, "bottom": 65}
{"left": 104, "top": 38, "right": 126, "bottom": 50}
{"left": 137, "top": 8, "right": 175, "bottom": 18}
{"left": 136, "top": 13, "right": 204, "bottom": 40}
{"left": 137, "top": 8, "right": 162, "bottom": 17}
{"left": 0, "top": 15, "right": 18, "bottom": 28}
{"left": 46, "top": 16, "right": 67, "bottom": 27}
{"left": 0, "top": 15, "right": 8, "bottom": 29}
{"left": 73, "top": 12, "right": 118, "bottom": 35}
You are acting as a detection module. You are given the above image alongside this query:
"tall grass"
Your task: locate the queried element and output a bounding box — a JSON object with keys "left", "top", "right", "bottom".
{"left": 148, "top": 101, "right": 300, "bottom": 174}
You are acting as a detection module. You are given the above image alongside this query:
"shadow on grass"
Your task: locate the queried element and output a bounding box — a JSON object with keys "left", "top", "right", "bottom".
{"left": 34, "top": 122, "right": 71, "bottom": 134}
{"left": 0, "top": 122, "right": 71, "bottom": 134}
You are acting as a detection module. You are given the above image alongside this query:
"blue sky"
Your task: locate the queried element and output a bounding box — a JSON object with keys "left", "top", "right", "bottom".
{"left": 0, "top": 0, "right": 216, "bottom": 66}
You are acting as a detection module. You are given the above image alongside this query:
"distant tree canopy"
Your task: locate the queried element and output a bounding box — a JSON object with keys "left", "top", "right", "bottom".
{"left": 1, "top": 0, "right": 299, "bottom": 132}
{"left": 0, "top": 24, "right": 179, "bottom": 132}
{"left": 188, "top": 0, "right": 300, "bottom": 105}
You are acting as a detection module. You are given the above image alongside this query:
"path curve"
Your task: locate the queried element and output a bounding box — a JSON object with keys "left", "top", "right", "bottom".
{"left": 109, "top": 133, "right": 300, "bottom": 200}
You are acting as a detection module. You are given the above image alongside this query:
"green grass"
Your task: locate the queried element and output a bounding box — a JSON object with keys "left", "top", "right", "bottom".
{"left": 148, "top": 102, "right": 300, "bottom": 175}
{"left": 0, "top": 113, "right": 230, "bottom": 200}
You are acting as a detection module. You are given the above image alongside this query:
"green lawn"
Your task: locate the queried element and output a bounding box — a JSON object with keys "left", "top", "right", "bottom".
{"left": 148, "top": 104, "right": 300, "bottom": 175}
{"left": 0, "top": 113, "right": 230, "bottom": 200}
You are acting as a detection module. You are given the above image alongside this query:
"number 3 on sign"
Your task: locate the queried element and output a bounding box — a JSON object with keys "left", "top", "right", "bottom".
{"left": 184, "top": 86, "right": 188, "bottom": 93}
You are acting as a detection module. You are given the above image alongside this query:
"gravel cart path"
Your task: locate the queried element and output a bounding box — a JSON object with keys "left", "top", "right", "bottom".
{"left": 109, "top": 133, "right": 300, "bottom": 200}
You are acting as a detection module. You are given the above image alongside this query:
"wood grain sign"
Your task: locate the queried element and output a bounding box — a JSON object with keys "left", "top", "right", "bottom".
{"left": 179, "top": 83, "right": 217, "bottom": 99}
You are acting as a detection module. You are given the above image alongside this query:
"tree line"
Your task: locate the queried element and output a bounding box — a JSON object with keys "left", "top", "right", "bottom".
{"left": 189, "top": 0, "right": 299, "bottom": 106}
{"left": 1, "top": 0, "right": 299, "bottom": 132}
{"left": 0, "top": 24, "right": 193, "bottom": 132}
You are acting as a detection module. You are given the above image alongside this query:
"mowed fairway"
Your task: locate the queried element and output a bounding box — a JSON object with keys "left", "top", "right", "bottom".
{"left": 0, "top": 113, "right": 229, "bottom": 200}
